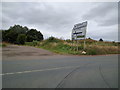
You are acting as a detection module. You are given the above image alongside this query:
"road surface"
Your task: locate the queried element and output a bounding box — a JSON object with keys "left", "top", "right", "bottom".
{"left": 2, "top": 45, "right": 118, "bottom": 88}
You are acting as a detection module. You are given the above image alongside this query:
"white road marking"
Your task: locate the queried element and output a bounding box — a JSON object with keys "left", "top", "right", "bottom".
{"left": 1, "top": 66, "right": 80, "bottom": 76}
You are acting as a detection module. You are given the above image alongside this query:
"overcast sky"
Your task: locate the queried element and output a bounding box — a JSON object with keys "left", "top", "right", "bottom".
{"left": 1, "top": 2, "right": 118, "bottom": 41}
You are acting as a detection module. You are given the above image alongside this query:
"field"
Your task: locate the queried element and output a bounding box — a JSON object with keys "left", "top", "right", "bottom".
{"left": 25, "top": 37, "right": 120, "bottom": 55}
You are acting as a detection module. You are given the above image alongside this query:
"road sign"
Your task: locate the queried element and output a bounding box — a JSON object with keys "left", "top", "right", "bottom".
{"left": 72, "top": 21, "right": 87, "bottom": 40}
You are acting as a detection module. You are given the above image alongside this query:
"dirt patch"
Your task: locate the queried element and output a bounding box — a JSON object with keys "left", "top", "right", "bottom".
{"left": 2, "top": 45, "right": 63, "bottom": 60}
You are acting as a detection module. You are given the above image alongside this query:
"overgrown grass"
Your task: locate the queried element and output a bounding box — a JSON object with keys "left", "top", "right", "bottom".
{"left": 39, "top": 42, "right": 80, "bottom": 55}
{"left": 86, "top": 45, "right": 119, "bottom": 55}
{"left": 25, "top": 37, "right": 120, "bottom": 55}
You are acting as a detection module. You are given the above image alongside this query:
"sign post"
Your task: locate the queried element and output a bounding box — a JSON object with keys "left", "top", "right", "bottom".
{"left": 72, "top": 21, "right": 87, "bottom": 51}
{"left": 84, "top": 39, "right": 86, "bottom": 50}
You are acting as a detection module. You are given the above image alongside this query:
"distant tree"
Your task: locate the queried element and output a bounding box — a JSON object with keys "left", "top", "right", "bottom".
{"left": 88, "top": 37, "right": 91, "bottom": 39}
{"left": 47, "top": 36, "right": 56, "bottom": 42}
{"left": 17, "top": 34, "right": 26, "bottom": 44}
{"left": 112, "top": 41, "right": 115, "bottom": 43}
{"left": 99, "top": 38, "right": 103, "bottom": 42}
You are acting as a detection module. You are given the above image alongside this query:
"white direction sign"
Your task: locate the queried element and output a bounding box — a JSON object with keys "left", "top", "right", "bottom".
{"left": 72, "top": 21, "right": 87, "bottom": 40}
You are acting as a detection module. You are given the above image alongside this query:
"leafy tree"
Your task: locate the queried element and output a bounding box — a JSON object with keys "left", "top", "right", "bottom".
{"left": 2, "top": 25, "right": 43, "bottom": 44}
{"left": 88, "top": 37, "right": 91, "bottom": 39}
{"left": 5, "top": 30, "right": 18, "bottom": 43}
{"left": 17, "top": 34, "right": 26, "bottom": 44}
{"left": 99, "top": 38, "right": 103, "bottom": 42}
{"left": 0, "top": 30, "right": 2, "bottom": 42}
{"left": 26, "top": 29, "right": 43, "bottom": 42}
{"left": 2, "top": 30, "right": 9, "bottom": 42}
{"left": 8, "top": 25, "right": 28, "bottom": 34}
{"left": 26, "top": 35, "right": 34, "bottom": 42}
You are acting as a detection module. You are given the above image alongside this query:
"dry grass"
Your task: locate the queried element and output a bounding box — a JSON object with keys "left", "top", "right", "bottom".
{"left": 25, "top": 37, "right": 120, "bottom": 55}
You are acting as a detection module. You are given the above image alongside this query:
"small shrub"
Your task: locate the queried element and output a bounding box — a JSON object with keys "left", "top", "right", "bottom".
{"left": 65, "top": 39, "right": 72, "bottom": 43}
{"left": 25, "top": 42, "right": 34, "bottom": 46}
{"left": 87, "top": 49, "right": 97, "bottom": 55}
{"left": 46, "top": 36, "right": 63, "bottom": 43}
{"left": 99, "top": 38, "right": 103, "bottom": 42}
{"left": 32, "top": 40, "right": 39, "bottom": 46}
{"left": 78, "top": 45, "right": 84, "bottom": 50}
{"left": 25, "top": 40, "right": 39, "bottom": 46}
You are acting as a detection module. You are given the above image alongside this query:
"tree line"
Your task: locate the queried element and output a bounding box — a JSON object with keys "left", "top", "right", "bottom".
{"left": 1, "top": 25, "right": 43, "bottom": 44}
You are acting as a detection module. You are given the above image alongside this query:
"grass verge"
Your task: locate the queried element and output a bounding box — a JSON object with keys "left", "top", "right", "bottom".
{"left": 25, "top": 37, "right": 120, "bottom": 55}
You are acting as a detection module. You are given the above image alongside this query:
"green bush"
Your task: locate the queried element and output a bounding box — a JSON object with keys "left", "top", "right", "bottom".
{"left": 87, "top": 49, "right": 97, "bottom": 55}
{"left": 46, "top": 36, "right": 63, "bottom": 43}
{"left": 32, "top": 40, "right": 39, "bottom": 46}
{"left": 25, "top": 40, "right": 39, "bottom": 46}
{"left": 65, "top": 39, "right": 72, "bottom": 43}
{"left": 25, "top": 42, "right": 34, "bottom": 46}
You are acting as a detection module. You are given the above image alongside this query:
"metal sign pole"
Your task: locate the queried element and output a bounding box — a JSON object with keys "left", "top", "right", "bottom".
{"left": 84, "top": 39, "right": 86, "bottom": 50}
{"left": 75, "top": 33, "right": 78, "bottom": 51}
{"left": 76, "top": 40, "right": 77, "bottom": 51}
{"left": 84, "top": 24, "right": 87, "bottom": 50}
{"left": 72, "top": 40, "right": 74, "bottom": 50}
{"left": 77, "top": 40, "right": 78, "bottom": 51}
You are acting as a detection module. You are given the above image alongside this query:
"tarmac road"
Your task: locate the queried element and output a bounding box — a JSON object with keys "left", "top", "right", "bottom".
{"left": 2, "top": 45, "right": 118, "bottom": 88}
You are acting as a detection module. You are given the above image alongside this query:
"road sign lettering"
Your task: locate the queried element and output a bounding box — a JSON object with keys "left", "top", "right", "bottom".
{"left": 72, "top": 21, "right": 87, "bottom": 40}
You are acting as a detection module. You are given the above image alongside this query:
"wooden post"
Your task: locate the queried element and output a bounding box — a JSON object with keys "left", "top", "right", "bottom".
{"left": 72, "top": 39, "right": 73, "bottom": 51}
{"left": 75, "top": 32, "right": 78, "bottom": 51}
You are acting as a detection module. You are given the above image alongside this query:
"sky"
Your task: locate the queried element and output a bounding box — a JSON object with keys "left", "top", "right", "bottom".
{"left": 1, "top": 2, "right": 118, "bottom": 41}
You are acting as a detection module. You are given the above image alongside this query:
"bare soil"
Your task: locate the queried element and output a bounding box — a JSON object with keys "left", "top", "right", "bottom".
{"left": 2, "top": 45, "right": 67, "bottom": 60}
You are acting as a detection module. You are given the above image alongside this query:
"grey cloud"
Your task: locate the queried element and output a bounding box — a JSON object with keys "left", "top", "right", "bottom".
{"left": 95, "top": 11, "right": 118, "bottom": 26}
{"left": 1, "top": 2, "right": 118, "bottom": 41}
{"left": 87, "top": 27, "right": 118, "bottom": 41}
{"left": 2, "top": 2, "right": 77, "bottom": 33}
{"left": 82, "top": 2, "right": 117, "bottom": 19}
{"left": 82, "top": 2, "right": 118, "bottom": 26}
{"left": 98, "top": 17, "right": 117, "bottom": 26}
